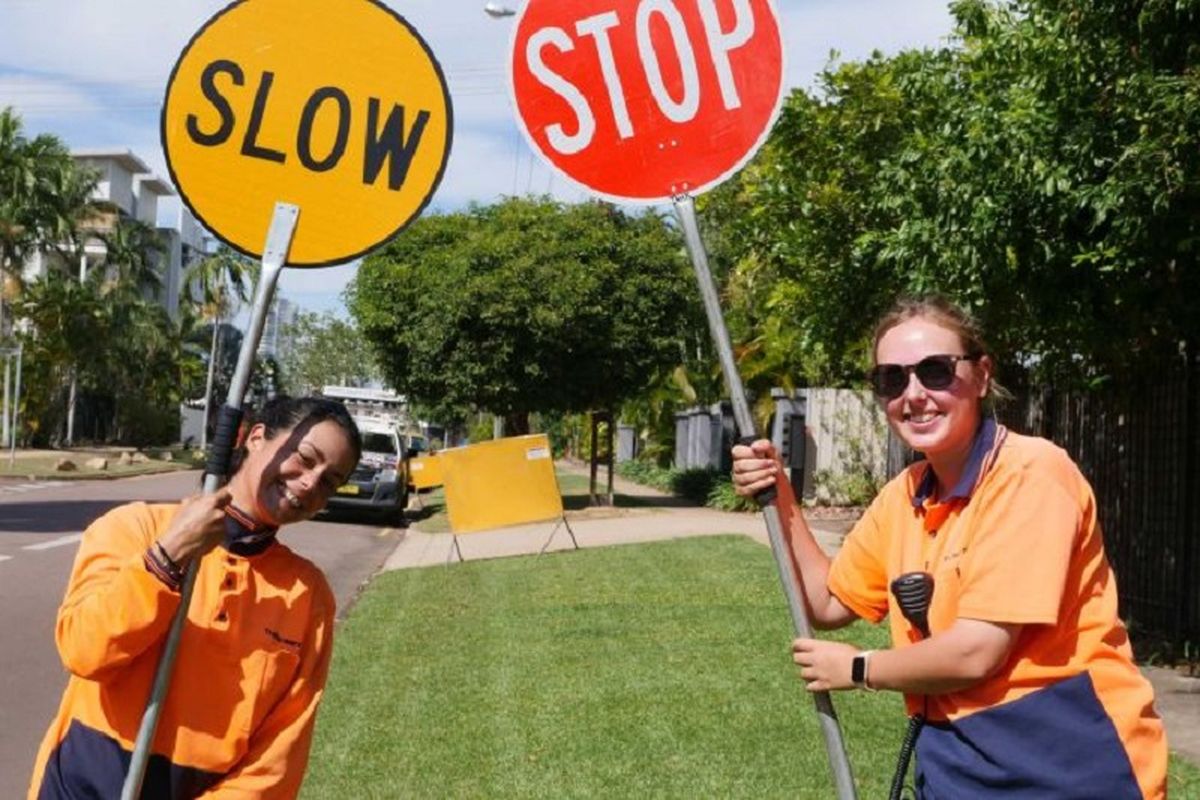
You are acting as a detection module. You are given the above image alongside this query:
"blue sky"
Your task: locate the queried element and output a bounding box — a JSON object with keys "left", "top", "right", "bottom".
{"left": 0, "top": 0, "right": 957, "bottom": 317}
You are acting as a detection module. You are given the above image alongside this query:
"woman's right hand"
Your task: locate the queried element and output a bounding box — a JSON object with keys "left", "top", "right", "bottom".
{"left": 157, "top": 488, "right": 232, "bottom": 566}
{"left": 731, "top": 439, "right": 781, "bottom": 497}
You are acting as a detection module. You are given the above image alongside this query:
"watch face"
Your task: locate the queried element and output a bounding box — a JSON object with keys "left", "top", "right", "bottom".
{"left": 851, "top": 654, "right": 866, "bottom": 685}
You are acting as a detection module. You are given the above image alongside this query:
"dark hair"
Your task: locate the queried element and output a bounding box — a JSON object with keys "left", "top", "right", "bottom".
{"left": 230, "top": 395, "right": 362, "bottom": 475}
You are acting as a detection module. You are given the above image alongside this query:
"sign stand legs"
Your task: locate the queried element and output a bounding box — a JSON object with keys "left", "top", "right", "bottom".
{"left": 673, "top": 194, "right": 858, "bottom": 800}
{"left": 538, "top": 515, "right": 578, "bottom": 556}
{"left": 446, "top": 534, "right": 464, "bottom": 565}
{"left": 121, "top": 203, "right": 300, "bottom": 800}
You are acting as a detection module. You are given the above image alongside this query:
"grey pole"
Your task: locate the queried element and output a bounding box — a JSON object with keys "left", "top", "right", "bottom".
{"left": 121, "top": 202, "right": 299, "bottom": 800}
{"left": 9, "top": 345, "right": 20, "bottom": 468}
{"left": 673, "top": 194, "right": 858, "bottom": 800}
{"left": 3, "top": 351, "right": 10, "bottom": 447}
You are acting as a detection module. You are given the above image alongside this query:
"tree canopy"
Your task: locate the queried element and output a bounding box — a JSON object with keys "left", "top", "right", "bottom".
{"left": 280, "top": 310, "right": 382, "bottom": 394}
{"left": 704, "top": 0, "right": 1200, "bottom": 389}
{"left": 347, "top": 197, "right": 697, "bottom": 430}
{"left": 0, "top": 106, "right": 97, "bottom": 338}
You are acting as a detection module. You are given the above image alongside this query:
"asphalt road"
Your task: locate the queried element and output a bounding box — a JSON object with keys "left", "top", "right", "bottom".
{"left": 0, "top": 470, "right": 402, "bottom": 798}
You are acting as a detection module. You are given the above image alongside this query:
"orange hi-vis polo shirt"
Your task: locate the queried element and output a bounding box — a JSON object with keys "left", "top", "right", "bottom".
{"left": 29, "top": 501, "right": 335, "bottom": 800}
{"left": 828, "top": 419, "right": 1166, "bottom": 799}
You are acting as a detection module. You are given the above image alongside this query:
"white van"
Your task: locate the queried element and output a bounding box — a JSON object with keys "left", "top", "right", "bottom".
{"left": 324, "top": 418, "right": 409, "bottom": 523}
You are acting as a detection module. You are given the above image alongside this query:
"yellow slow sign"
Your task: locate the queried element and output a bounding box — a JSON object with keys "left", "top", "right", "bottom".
{"left": 162, "top": 0, "right": 452, "bottom": 266}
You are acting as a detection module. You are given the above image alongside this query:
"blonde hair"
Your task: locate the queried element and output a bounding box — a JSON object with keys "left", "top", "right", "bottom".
{"left": 873, "top": 294, "right": 1012, "bottom": 405}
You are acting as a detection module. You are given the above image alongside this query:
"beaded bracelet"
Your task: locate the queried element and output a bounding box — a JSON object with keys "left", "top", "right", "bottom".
{"left": 155, "top": 541, "right": 184, "bottom": 576}
{"left": 144, "top": 542, "right": 184, "bottom": 591}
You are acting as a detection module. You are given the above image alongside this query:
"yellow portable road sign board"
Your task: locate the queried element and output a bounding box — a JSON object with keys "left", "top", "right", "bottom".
{"left": 440, "top": 435, "right": 563, "bottom": 534}
{"left": 408, "top": 453, "right": 444, "bottom": 491}
{"left": 162, "top": 0, "right": 453, "bottom": 266}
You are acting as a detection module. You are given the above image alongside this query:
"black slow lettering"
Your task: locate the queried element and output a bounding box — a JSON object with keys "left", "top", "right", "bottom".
{"left": 296, "top": 87, "right": 351, "bottom": 172}
{"left": 363, "top": 98, "right": 431, "bottom": 190}
{"left": 185, "top": 59, "right": 242, "bottom": 147}
{"left": 240, "top": 71, "right": 287, "bottom": 164}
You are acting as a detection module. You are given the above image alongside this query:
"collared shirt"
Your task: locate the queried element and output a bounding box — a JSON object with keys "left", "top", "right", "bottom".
{"left": 828, "top": 422, "right": 1166, "bottom": 799}
{"left": 29, "top": 501, "right": 334, "bottom": 800}
{"left": 224, "top": 504, "right": 279, "bottom": 556}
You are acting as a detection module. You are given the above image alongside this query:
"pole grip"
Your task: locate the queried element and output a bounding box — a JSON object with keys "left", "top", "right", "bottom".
{"left": 121, "top": 201, "right": 298, "bottom": 800}
{"left": 205, "top": 404, "right": 244, "bottom": 478}
{"left": 736, "top": 435, "right": 778, "bottom": 506}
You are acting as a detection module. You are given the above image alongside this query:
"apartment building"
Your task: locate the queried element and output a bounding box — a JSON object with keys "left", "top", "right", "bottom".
{"left": 20, "top": 148, "right": 209, "bottom": 320}
{"left": 258, "top": 294, "right": 298, "bottom": 360}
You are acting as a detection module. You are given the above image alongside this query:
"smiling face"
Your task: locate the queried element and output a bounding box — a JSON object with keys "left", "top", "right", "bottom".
{"left": 874, "top": 316, "right": 992, "bottom": 462}
{"left": 232, "top": 418, "right": 359, "bottom": 527}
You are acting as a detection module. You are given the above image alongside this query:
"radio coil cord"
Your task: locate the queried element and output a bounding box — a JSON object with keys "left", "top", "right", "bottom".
{"left": 888, "top": 572, "right": 934, "bottom": 800}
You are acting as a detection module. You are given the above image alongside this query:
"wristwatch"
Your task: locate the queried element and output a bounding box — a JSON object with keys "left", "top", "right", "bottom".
{"left": 851, "top": 650, "right": 876, "bottom": 691}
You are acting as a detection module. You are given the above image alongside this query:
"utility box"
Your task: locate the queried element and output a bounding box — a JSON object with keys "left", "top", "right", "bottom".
{"left": 673, "top": 403, "right": 734, "bottom": 471}
{"left": 616, "top": 423, "right": 638, "bottom": 463}
{"left": 770, "top": 388, "right": 808, "bottom": 500}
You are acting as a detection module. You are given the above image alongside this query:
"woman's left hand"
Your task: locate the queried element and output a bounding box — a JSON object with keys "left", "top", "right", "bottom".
{"left": 792, "top": 638, "right": 860, "bottom": 691}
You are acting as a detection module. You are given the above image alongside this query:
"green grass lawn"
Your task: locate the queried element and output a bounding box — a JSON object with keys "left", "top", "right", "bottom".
{"left": 305, "top": 534, "right": 1200, "bottom": 798}
{"left": 0, "top": 447, "right": 200, "bottom": 479}
{"left": 305, "top": 535, "right": 903, "bottom": 798}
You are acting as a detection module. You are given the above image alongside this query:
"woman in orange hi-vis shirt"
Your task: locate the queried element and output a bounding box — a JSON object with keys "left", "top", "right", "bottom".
{"left": 733, "top": 296, "right": 1166, "bottom": 799}
{"left": 29, "top": 396, "right": 361, "bottom": 800}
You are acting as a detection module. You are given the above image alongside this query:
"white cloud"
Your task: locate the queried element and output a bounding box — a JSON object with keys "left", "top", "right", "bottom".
{"left": 0, "top": 74, "right": 107, "bottom": 118}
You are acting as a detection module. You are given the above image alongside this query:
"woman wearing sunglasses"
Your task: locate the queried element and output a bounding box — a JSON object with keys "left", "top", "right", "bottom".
{"left": 732, "top": 295, "right": 1165, "bottom": 798}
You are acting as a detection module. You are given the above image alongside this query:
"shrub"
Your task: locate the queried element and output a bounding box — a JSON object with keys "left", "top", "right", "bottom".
{"left": 619, "top": 461, "right": 757, "bottom": 513}
{"left": 706, "top": 476, "right": 758, "bottom": 512}
{"left": 617, "top": 459, "right": 675, "bottom": 492}
{"left": 670, "top": 467, "right": 721, "bottom": 504}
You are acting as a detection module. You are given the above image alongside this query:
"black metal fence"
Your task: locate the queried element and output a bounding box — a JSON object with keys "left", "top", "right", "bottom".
{"left": 994, "top": 364, "right": 1199, "bottom": 647}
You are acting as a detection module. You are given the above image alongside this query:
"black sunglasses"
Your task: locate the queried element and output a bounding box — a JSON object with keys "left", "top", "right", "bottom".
{"left": 868, "top": 354, "right": 981, "bottom": 399}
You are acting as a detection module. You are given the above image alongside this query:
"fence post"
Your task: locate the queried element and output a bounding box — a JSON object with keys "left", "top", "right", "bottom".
{"left": 1183, "top": 349, "right": 1198, "bottom": 640}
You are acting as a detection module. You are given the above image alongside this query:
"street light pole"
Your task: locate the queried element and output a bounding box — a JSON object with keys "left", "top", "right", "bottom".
{"left": 1, "top": 345, "right": 22, "bottom": 466}
{"left": 9, "top": 345, "right": 21, "bottom": 468}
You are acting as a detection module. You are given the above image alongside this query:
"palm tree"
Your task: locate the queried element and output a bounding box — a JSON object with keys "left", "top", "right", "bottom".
{"left": 16, "top": 269, "right": 106, "bottom": 445}
{"left": 182, "top": 246, "right": 256, "bottom": 448}
{"left": 0, "top": 108, "right": 96, "bottom": 340}
{"left": 100, "top": 218, "right": 166, "bottom": 299}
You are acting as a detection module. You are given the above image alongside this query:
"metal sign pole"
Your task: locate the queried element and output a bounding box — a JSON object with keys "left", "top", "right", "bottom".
{"left": 121, "top": 202, "right": 299, "bottom": 800}
{"left": 8, "top": 345, "right": 20, "bottom": 469}
{"left": 673, "top": 194, "right": 858, "bottom": 800}
{"left": 3, "top": 350, "right": 10, "bottom": 447}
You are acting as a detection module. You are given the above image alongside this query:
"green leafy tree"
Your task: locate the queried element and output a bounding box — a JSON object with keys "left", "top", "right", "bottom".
{"left": 279, "top": 310, "right": 382, "bottom": 394}
{"left": 347, "top": 197, "right": 697, "bottom": 433}
{"left": 180, "top": 320, "right": 279, "bottom": 433}
{"left": 99, "top": 217, "right": 166, "bottom": 300}
{"left": 707, "top": 0, "right": 1200, "bottom": 388}
{"left": 182, "top": 246, "right": 257, "bottom": 446}
{"left": 97, "top": 298, "right": 186, "bottom": 445}
{"left": 17, "top": 230, "right": 187, "bottom": 445}
{"left": 14, "top": 269, "right": 107, "bottom": 444}
{"left": 0, "top": 107, "right": 97, "bottom": 339}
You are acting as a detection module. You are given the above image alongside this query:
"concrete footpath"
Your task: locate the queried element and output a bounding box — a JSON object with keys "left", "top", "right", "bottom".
{"left": 381, "top": 466, "right": 1199, "bottom": 767}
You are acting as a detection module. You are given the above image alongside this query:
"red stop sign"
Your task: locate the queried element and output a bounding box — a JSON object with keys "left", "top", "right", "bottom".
{"left": 509, "top": 0, "right": 784, "bottom": 203}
